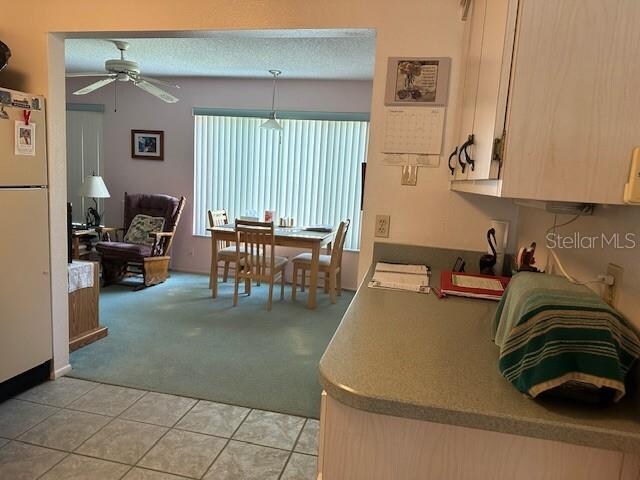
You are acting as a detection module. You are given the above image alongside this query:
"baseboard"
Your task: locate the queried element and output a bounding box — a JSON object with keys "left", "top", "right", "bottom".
{"left": 52, "top": 363, "right": 72, "bottom": 379}
{"left": 170, "top": 267, "right": 209, "bottom": 275}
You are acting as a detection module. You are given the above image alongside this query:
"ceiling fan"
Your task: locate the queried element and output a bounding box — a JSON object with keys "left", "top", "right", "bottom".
{"left": 66, "top": 40, "right": 179, "bottom": 103}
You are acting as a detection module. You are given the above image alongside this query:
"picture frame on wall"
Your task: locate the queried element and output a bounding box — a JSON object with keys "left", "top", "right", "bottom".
{"left": 131, "top": 130, "right": 164, "bottom": 160}
{"left": 384, "top": 57, "right": 451, "bottom": 107}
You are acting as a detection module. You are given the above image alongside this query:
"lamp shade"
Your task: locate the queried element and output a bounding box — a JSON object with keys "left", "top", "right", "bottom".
{"left": 260, "top": 115, "right": 282, "bottom": 131}
{"left": 78, "top": 175, "right": 111, "bottom": 198}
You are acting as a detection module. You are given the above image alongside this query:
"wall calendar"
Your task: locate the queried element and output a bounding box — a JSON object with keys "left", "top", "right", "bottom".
{"left": 382, "top": 106, "right": 445, "bottom": 155}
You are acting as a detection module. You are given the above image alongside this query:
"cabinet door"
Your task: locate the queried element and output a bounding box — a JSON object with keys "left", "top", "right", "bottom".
{"left": 466, "top": 0, "right": 517, "bottom": 180}
{"left": 501, "top": 0, "right": 640, "bottom": 204}
{"left": 453, "top": 0, "right": 487, "bottom": 180}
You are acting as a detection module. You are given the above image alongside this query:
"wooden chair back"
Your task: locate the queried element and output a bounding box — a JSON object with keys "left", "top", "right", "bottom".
{"left": 330, "top": 219, "right": 351, "bottom": 270}
{"left": 158, "top": 196, "right": 186, "bottom": 256}
{"left": 208, "top": 209, "right": 230, "bottom": 250}
{"left": 235, "top": 219, "right": 276, "bottom": 282}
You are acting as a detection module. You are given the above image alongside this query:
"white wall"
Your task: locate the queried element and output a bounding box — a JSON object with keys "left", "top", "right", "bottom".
{"left": 517, "top": 205, "right": 640, "bottom": 328}
{"left": 0, "top": 0, "right": 520, "bottom": 374}
{"left": 357, "top": 15, "right": 521, "bottom": 279}
{"left": 66, "top": 76, "right": 372, "bottom": 289}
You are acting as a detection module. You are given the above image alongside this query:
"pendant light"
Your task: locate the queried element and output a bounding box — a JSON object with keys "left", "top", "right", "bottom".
{"left": 261, "top": 69, "right": 282, "bottom": 130}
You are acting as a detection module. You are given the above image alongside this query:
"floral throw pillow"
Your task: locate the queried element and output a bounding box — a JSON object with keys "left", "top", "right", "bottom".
{"left": 124, "top": 214, "right": 166, "bottom": 246}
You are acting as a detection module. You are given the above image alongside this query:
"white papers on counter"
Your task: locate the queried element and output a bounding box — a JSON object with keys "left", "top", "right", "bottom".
{"left": 368, "top": 262, "right": 431, "bottom": 294}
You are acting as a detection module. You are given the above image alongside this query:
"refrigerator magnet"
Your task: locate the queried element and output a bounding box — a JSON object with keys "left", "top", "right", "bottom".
{"left": 15, "top": 120, "right": 35, "bottom": 156}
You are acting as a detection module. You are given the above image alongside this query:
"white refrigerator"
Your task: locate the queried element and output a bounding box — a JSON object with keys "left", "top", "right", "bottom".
{"left": 0, "top": 87, "right": 52, "bottom": 383}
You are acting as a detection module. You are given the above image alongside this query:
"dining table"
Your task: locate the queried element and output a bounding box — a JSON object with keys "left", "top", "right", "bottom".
{"left": 208, "top": 224, "right": 336, "bottom": 309}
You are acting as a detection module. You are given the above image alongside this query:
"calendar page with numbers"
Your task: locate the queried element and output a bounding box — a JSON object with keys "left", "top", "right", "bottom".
{"left": 382, "top": 106, "right": 445, "bottom": 155}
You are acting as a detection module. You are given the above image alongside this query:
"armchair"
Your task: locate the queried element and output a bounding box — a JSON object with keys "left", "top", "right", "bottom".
{"left": 96, "top": 192, "right": 186, "bottom": 288}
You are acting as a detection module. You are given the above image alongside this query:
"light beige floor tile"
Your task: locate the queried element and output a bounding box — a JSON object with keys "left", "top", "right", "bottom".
{"left": 294, "top": 419, "right": 319, "bottom": 455}
{"left": 39, "top": 454, "right": 130, "bottom": 480}
{"left": 203, "top": 440, "right": 289, "bottom": 480}
{"left": 18, "top": 409, "right": 110, "bottom": 451}
{"left": 76, "top": 419, "right": 167, "bottom": 464}
{"left": 138, "top": 429, "right": 226, "bottom": 478}
{"left": 0, "top": 441, "right": 67, "bottom": 480}
{"left": 17, "top": 378, "right": 99, "bottom": 407}
{"left": 0, "top": 400, "right": 59, "bottom": 439}
{"left": 281, "top": 453, "right": 317, "bottom": 480}
{"left": 120, "top": 392, "right": 196, "bottom": 427}
{"left": 175, "top": 400, "right": 249, "bottom": 438}
{"left": 68, "top": 384, "right": 146, "bottom": 417}
{"left": 233, "top": 410, "right": 304, "bottom": 450}
{"left": 122, "top": 467, "right": 188, "bottom": 479}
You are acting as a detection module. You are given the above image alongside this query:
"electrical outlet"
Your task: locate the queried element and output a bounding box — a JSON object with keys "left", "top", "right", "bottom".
{"left": 605, "top": 263, "right": 623, "bottom": 307}
{"left": 375, "top": 215, "right": 390, "bottom": 238}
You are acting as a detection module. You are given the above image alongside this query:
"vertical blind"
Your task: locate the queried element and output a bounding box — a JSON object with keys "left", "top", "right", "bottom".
{"left": 193, "top": 114, "right": 369, "bottom": 250}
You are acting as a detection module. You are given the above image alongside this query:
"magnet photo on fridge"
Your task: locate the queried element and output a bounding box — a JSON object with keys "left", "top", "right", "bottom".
{"left": 15, "top": 121, "right": 35, "bottom": 156}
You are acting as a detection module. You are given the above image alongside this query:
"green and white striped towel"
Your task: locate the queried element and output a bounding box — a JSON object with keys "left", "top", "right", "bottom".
{"left": 493, "top": 273, "right": 640, "bottom": 401}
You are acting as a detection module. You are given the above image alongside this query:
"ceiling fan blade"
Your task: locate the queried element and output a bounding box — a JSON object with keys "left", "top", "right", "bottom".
{"left": 134, "top": 80, "right": 179, "bottom": 103}
{"left": 139, "top": 76, "right": 180, "bottom": 89}
{"left": 72, "top": 77, "right": 116, "bottom": 95}
{"left": 66, "top": 72, "right": 116, "bottom": 78}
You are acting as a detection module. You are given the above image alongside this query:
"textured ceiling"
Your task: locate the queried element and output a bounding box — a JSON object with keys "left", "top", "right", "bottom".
{"left": 65, "top": 30, "right": 376, "bottom": 80}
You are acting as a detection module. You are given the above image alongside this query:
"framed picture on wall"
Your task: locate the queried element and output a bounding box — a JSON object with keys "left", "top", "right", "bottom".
{"left": 384, "top": 57, "right": 451, "bottom": 106}
{"left": 131, "top": 130, "right": 164, "bottom": 160}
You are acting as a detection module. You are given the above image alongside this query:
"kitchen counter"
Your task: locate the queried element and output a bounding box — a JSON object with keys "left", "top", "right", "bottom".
{"left": 319, "top": 244, "right": 640, "bottom": 454}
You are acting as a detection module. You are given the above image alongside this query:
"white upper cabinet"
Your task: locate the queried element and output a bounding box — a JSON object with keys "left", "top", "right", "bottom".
{"left": 451, "top": 0, "right": 516, "bottom": 181}
{"left": 452, "top": 0, "right": 486, "bottom": 180}
{"left": 450, "top": 0, "right": 640, "bottom": 205}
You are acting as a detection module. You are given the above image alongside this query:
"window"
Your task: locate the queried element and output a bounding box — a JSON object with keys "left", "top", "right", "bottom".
{"left": 193, "top": 113, "right": 369, "bottom": 250}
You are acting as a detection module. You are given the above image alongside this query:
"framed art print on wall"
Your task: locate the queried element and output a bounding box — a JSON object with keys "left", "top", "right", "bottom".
{"left": 385, "top": 57, "right": 451, "bottom": 106}
{"left": 131, "top": 130, "right": 164, "bottom": 160}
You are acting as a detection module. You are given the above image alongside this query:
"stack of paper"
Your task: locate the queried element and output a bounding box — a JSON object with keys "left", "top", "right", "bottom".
{"left": 368, "top": 262, "right": 431, "bottom": 293}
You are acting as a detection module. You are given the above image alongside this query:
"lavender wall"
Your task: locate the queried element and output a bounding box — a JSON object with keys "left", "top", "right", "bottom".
{"left": 66, "top": 76, "right": 373, "bottom": 289}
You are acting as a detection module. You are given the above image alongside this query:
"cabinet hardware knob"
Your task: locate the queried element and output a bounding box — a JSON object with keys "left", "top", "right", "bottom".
{"left": 457, "top": 143, "right": 468, "bottom": 173}
{"left": 448, "top": 147, "right": 458, "bottom": 175}
{"left": 461, "top": 134, "right": 475, "bottom": 171}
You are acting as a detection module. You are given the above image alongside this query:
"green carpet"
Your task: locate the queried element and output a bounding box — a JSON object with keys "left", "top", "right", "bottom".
{"left": 69, "top": 272, "right": 353, "bottom": 419}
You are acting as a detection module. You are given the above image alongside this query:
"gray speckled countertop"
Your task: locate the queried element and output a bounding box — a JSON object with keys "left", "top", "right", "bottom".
{"left": 319, "top": 243, "right": 640, "bottom": 454}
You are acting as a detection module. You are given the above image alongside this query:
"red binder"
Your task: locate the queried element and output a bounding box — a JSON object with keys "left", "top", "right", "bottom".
{"left": 440, "top": 271, "right": 510, "bottom": 300}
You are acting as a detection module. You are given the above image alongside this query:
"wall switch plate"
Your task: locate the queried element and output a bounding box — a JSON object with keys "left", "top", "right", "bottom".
{"left": 605, "top": 263, "right": 623, "bottom": 307}
{"left": 375, "top": 215, "right": 390, "bottom": 238}
{"left": 401, "top": 165, "right": 418, "bottom": 186}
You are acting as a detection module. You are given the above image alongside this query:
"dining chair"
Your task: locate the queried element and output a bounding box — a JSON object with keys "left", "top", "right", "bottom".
{"left": 208, "top": 209, "right": 240, "bottom": 287}
{"left": 291, "top": 219, "right": 350, "bottom": 304}
{"left": 233, "top": 219, "right": 288, "bottom": 311}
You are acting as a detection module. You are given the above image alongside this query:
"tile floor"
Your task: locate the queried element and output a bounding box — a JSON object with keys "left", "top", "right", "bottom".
{"left": 0, "top": 377, "right": 319, "bottom": 479}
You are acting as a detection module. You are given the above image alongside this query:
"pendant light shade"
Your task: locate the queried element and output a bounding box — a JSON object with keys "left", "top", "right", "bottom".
{"left": 261, "top": 69, "right": 282, "bottom": 131}
{"left": 261, "top": 112, "right": 282, "bottom": 131}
